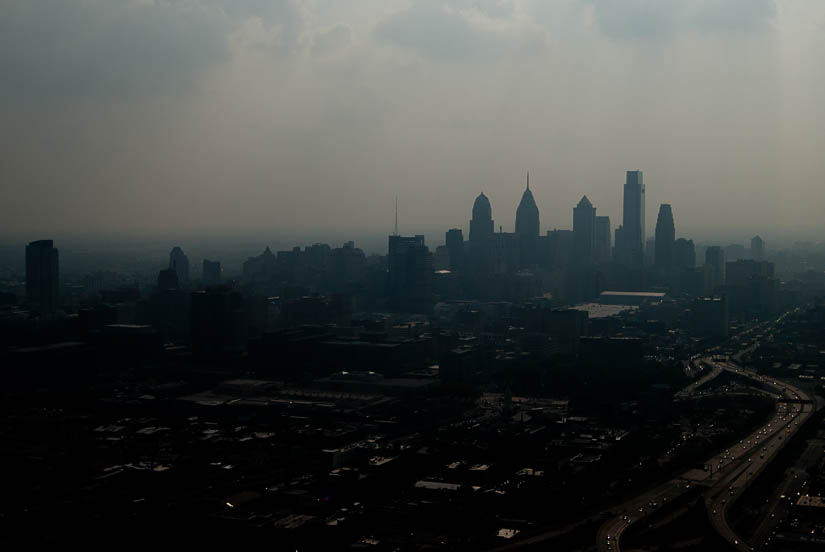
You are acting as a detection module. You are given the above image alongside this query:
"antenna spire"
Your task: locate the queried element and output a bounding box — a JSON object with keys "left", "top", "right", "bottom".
{"left": 527, "top": 171, "right": 530, "bottom": 190}
{"left": 394, "top": 195, "right": 398, "bottom": 236}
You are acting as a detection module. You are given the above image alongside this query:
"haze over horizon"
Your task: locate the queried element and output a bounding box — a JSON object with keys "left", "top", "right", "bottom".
{"left": 3, "top": 1, "right": 825, "bottom": 243}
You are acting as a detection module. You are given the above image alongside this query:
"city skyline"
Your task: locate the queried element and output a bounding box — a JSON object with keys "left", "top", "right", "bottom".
{"left": 0, "top": 166, "right": 808, "bottom": 260}
{"left": 5, "top": 3, "right": 825, "bottom": 549}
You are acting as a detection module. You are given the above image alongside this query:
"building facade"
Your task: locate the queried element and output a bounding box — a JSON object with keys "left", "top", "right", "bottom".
{"left": 25, "top": 239, "right": 59, "bottom": 314}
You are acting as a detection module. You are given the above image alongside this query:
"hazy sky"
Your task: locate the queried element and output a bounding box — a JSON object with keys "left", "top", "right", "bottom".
{"left": 2, "top": 0, "right": 824, "bottom": 246}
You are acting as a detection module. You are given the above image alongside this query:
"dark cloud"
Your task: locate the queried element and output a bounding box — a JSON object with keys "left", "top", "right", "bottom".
{"left": 0, "top": 1, "right": 229, "bottom": 104}
{"left": 590, "top": 0, "right": 777, "bottom": 40}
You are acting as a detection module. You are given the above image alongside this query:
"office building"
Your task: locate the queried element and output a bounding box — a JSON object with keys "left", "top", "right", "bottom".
{"left": 25, "top": 239, "right": 59, "bottom": 314}
{"left": 445, "top": 228, "right": 465, "bottom": 273}
{"left": 594, "top": 216, "right": 611, "bottom": 264}
{"left": 515, "top": 175, "right": 540, "bottom": 266}
{"left": 388, "top": 234, "right": 433, "bottom": 313}
{"left": 573, "top": 196, "right": 596, "bottom": 266}
{"left": 546, "top": 229, "right": 574, "bottom": 268}
{"left": 619, "top": 170, "right": 645, "bottom": 266}
{"left": 673, "top": 238, "right": 696, "bottom": 269}
{"left": 202, "top": 259, "right": 221, "bottom": 286}
{"left": 469, "top": 193, "right": 494, "bottom": 244}
{"left": 169, "top": 246, "right": 190, "bottom": 283}
{"left": 704, "top": 246, "right": 725, "bottom": 291}
{"left": 654, "top": 204, "right": 675, "bottom": 269}
{"left": 751, "top": 235, "right": 765, "bottom": 261}
{"left": 157, "top": 268, "right": 179, "bottom": 291}
{"left": 515, "top": 175, "right": 540, "bottom": 238}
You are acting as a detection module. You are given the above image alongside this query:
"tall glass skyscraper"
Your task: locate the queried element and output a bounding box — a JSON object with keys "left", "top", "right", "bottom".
{"left": 620, "top": 170, "right": 645, "bottom": 267}
{"left": 654, "top": 204, "right": 675, "bottom": 269}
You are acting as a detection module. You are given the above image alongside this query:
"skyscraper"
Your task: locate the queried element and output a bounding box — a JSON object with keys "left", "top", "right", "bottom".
{"left": 654, "top": 204, "right": 675, "bottom": 269}
{"left": 614, "top": 225, "right": 624, "bottom": 261}
{"left": 673, "top": 238, "right": 696, "bottom": 269}
{"left": 25, "top": 239, "right": 59, "bottom": 314}
{"left": 620, "top": 170, "right": 645, "bottom": 266}
{"left": 705, "top": 246, "right": 726, "bottom": 291}
{"left": 202, "top": 259, "right": 221, "bottom": 286}
{"left": 157, "top": 268, "right": 179, "bottom": 291}
{"left": 751, "top": 235, "right": 765, "bottom": 261}
{"left": 573, "top": 195, "right": 596, "bottom": 266}
{"left": 515, "top": 175, "right": 540, "bottom": 267}
{"left": 387, "top": 234, "right": 433, "bottom": 313}
{"left": 515, "top": 174, "right": 540, "bottom": 238}
{"left": 469, "top": 193, "right": 494, "bottom": 275}
{"left": 594, "top": 216, "right": 611, "bottom": 264}
{"left": 445, "top": 228, "right": 465, "bottom": 273}
{"left": 169, "top": 246, "right": 190, "bottom": 283}
{"left": 469, "top": 193, "right": 494, "bottom": 244}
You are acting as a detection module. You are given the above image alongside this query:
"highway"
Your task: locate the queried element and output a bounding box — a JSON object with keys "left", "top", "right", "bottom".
{"left": 673, "top": 359, "right": 722, "bottom": 400}
{"left": 704, "top": 362, "right": 813, "bottom": 551}
{"left": 596, "top": 354, "right": 814, "bottom": 552}
{"left": 748, "top": 437, "right": 823, "bottom": 550}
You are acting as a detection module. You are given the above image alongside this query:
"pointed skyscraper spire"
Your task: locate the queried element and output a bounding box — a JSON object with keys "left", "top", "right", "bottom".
{"left": 394, "top": 195, "right": 398, "bottom": 236}
{"left": 515, "top": 173, "right": 539, "bottom": 238}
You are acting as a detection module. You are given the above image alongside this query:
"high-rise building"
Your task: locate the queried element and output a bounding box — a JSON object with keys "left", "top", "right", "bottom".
{"left": 327, "top": 242, "right": 367, "bottom": 292}
{"left": 243, "top": 246, "right": 277, "bottom": 284}
{"left": 654, "top": 204, "right": 675, "bottom": 269}
{"left": 469, "top": 193, "right": 494, "bottom": 244}
{"left": 645, "top": 237, "right": 656, "bottom": 267}
{"left": 489, "top": 232, "right": 520, "bottom": 274}
{"left": 673, "top": 238, "right": 696, "bottom": 269}
{"left": 445, "top": 228, "right": 465, "bottom": 273}
{"left": 169, "top": 246, "right": 190, "bottom": 283}
{"left": 751, "top": 235, "right": 765, "bottom": 261}
{"left": 25, "top": 239, "right": 59, "bottom": 314}
{"left": 202, "top": 259, "right": 221, "bottom": 286}
{"left": 573, "top": 195, "right": 596, "bottom": 266}
{"left": 515, "top": 175, "right": 540, "bottom": 238}
{"left": 594, "top": 216, "right": 611, "bottom": 264}
{"left": 704, "top": 246, "right": 725, "bottom": 290}
{"left": 388, "top": 234, "right": 433, "bottom": 313}
{"left": 469, "top": 193, "right": 494, "bottom": 276}
{"left": 614, "top": 225, "right": 624, "bottom": 261}
{"left": 157, "top": 268, "right": 179, "bottom": 290}
{"left": 515, "top": 175, "right": 540, "bottom": 267}
{"left": 620, "top": 170, "right": 645, "bottom": 266}
{"left": 546, "top": 229, "right": 574, "bottom": 268}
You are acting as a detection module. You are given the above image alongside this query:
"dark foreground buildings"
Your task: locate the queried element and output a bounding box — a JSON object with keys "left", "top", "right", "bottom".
{"left": 25, "top": 239, "right": 59, "bottom": 315}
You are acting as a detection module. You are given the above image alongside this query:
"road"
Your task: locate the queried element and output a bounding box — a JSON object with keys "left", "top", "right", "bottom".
{"left": 596, "top": 358, "right": 814, "bottom": 552}
{"left": 673, "top": 360, "right": 722, "bottom": 400}
{"left": 704, "top": 361, "right": 813, "bottom": 551}
{"left": 748, "top": 438, "right": 824, "bottom": 550}
{"left": 595, "top": 355, "right": 732, "bottom": 552}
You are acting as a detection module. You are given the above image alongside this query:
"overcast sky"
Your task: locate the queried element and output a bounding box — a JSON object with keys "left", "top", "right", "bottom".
{"left": 2, "top": 0, "right": 824, "bottom": 246}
